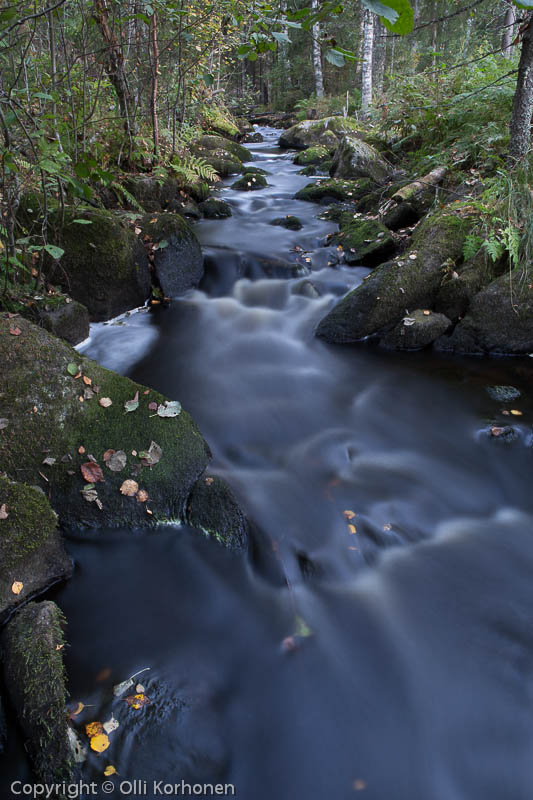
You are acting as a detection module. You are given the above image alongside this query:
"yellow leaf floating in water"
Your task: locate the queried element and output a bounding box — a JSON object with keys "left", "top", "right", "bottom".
{"left": 104, "top": 765, "right": 118, "bottom": 776}
{"left": 510, "top": 409, "right": 523, "bottom": 416}
{"left": 90, "top": 734, "right": 110, "bottom": 753}
{"left": 348, "top": 523, "right": 357, "bottom": 535}
{"left": 85, "top": 721, "right": 103, "bottom": 738}
{"left": 125, "top": 693, "right": 151, "bottom": 710}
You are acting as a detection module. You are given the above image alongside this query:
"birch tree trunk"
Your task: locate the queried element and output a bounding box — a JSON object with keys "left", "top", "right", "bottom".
{"left": 280, "top": 0, "right": 291, "bottom": 87}
{"left": 502, "top": 3, "right": 517, "bottom": 58}
{"left": 361, "top": 9, "right": 374, "bottom": 119}
{"left": 311, "top": 0, "right": 324, "bottom": 98}
{"left": 150, "top": 11, "right": 159, "bottom": 157}
{"left": 509, "top": 12, "right": 533, "bottom": 162}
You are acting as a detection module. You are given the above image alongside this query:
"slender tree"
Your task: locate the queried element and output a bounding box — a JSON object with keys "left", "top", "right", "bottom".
{"left": 361, "top": 8, "right": 374, "bottom": 118}
{"left": 509, "top": 11, "right": 533, "bottom": 162}
{"left": 502, "top": 1, "right": 517, "bottom": 58}
{"left": 311, "top": 0, "right": 324, "bottom": 98}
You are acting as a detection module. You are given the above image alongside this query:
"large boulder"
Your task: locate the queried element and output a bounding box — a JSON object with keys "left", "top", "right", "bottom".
{"left": 0, "top": 477, "right": 72, "bottom": 624}
{"left": 331, "top": 215, "right": 396, "bottom": 266}
{"left": 380, "top": 309, "right": 452, "bottom": 350}
{"left": 434, "top": 272, "right": 533, "bottom": 355}
{"left": 295, "top": 178, "right": 375, "bottom": 204}
{"left": 0, "top": 314, "right": 211, "bottom": 529}
{"left": 37, "top": 299, "right": 90, "bottom": 345}
{"left": 199, "top": 198, "right": 232, "bottom": 219}
{"left": 330, "top": 135, "right": 394, "bottom": 184}
{"left": 140, "top": 213, "right": 203, "bottom": 297}
{"left": 316, "top": 208, "right": 475, "bottom": 343}
{"left": 279, "top": 116, "right": 368, "bottom": 150}
{"left": 2, "top": 602, "right": 75, "bottom": 784}
{"left": 294, "top": 145, "right": 335, "bottom": 166}
{"left": 192, "top": 134, "right": 250, "bottom": 163}
{"left": 45, "top": 208, "right": 151, "bottom": 321}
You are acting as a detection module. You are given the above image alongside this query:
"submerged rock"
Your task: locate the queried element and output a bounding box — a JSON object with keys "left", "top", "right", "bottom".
{"left": 331, "top": 215, "right": 395, "bottom": 266}
{"left": 380, "top": 309, "right": 452, "bottom": 350}
{"left": 330, "top": 135, "right": 394, "bottom": 184}
{"left": 279, "top": 116, "right": 367, "bottom": 150}
{"left": 186, "top": 475, "right": 248, "bottom": 550}
{"left": 434, "top": 272, "right": 533, "bottom": 355}
{"left": 231, "top": 173, "right": 268, "bottom": 191}
{"left": 0, "top": 477, "right": 72, "bottom": 624}
{"left": 270, "top": 216, "right": 303, "bottom": 231}
{"left": 45, "top": 208, "right": 151, "bottom": 322}
{"left": 2, "top": 601, "right": 75, "bottom": 784}
{"left": 140, "top": 212, "right": 203, "bottom": 296}
{"left": 316, "top": 208, "right": 475, "bottom": 343}
{"left": 295, "top": 178, "right": 375, "bottom": 204}
{"left": 0, "top": 314, "right": 211, "bottom": 529}
{"left": 200, "top": 198, "right": 232, "bottom": 219}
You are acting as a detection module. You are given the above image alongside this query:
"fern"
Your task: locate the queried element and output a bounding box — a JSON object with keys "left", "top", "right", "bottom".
{"left": 462, "top": 234, "right": 484, "bottom": 262}
{"left": 111, "top": 181, "right": 144, "bottom": 213}
{"left": 483, "top": 236, "right": 504, "bottom": 263}
{"left": 170, "top": 155, "right": 217, "bottom": 184}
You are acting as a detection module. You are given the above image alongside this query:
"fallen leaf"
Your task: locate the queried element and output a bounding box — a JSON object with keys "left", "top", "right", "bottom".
{"left": 139, "top": 441, "right": 162, "bottom": 467}
{"left": 156, "top": 400, "right": 181, "bottom": 418}
{"left": 103, "top": 449, "right": 115, "bottom": 462}
{"left": 99, "top": 397, "right": 113, "bottom": 408}
{"left": 81, "top": 461, "right": 104, "bottom": 483}
{"left": 0, "top": 418, "right": 8, "bottom": 429}
{"left": 67, "top": 363, "right": 79, "bottom": 376}
{"left": 78, "top": 446, "right": 86, "bottom": 455}
{"left": 103, "top": 716, "right": 120, "bottom": 734}
{"left": 0, "top": 504, "right": 8, "bottom": 519}
{"left": 106, "top": 451, "right": 127, "bottom": 472}
{"left": 343, "top": 510, "right": 355, "bottom": 520}
{"left": 423, "top": 310, "right": 431, "bottom": 316}
{"left": 113, "top": 668, "right": 150, "bottom": 696}
{"left": 42, "top": 456, "right": 56, "bottom": 466}
{"left": 135, "top": 683, "right": 145, "bottom": 693}
{"left": 148, "top": 402, "right": 158, "bottom": 411}
{"left": 69, "top": 702, "right": 85, "bottom": 717}
{"left": 120, "top": 479, "right": 139, "bottom": 496}
{"left": 85, "top": 721, "right": 103, "bottom": 737}
{"left": 348, "top": 523, "right": 357, "bottom": 534}
{"left": 83, "top": 375, "right": 92, "bottom": 386}
{"left": 136, "top": 489, "right": 149, "bottom": 503}
{"left": 124, "top": 391, "right": 139, "bottom": 413}
{"left": 81, "top": 488, "right": 99, "bottom": 504}
{"left": 84, "top": 388, "right": 95, "bottom": 400}
{"left": 90, "top": 734, "right": 110, "bottom": 753}
{"left": 11, "top": 581, "right": 23, "bottom": 595}
{"left": 490, "top": 426, "right": 504, "bottom": 437}
{"left": 9, "top": 327, "right": 21, "bottom": 336}
{"left": 510, "top": 409, "right": 523, "bottom": 416}
{"left": 104, "top": 766, "right": 118, "bottom": 776}
{"left": 125, "top": 693, "right": 150, "bottom": 709}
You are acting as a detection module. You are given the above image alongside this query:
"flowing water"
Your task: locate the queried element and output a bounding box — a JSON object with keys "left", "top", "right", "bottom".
{"left": 4, "top": 128, "right": 533, "bottom": 799}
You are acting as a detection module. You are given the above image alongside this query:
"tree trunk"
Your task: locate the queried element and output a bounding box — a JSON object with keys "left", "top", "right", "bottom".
{"left": 93, "top": 0, "right": 137, "bottom": 138}
{"left": 502, "top": 3, "right": 517, "bottom": 58}
{"left": 279, "top": 0, "right": 291, "bottom": 87}
{"left": 150, "top": 11, "right": 159, "bottom": 157}
{"left": 311, "top": 0, "right": 324, "bottom": 98}
{"left": 361, "top": 9, "right": 374, "bottom": 118}
{"left": 509, "top": 13, "right": 533, "bottom": 163}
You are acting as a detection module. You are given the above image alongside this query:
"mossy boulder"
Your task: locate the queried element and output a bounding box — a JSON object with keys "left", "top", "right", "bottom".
{"left": 231, "top": 173, "right": 268, "bottom": 191}
{"left": 186, "top": 475, "right": 248, "bottom": 550}
{"left": 200, "top": 156, "right": 243, "bottom": 177}
{"left": 0, "top": 477, "right": 72, "bottom": 624}
{"left": 193, "top": 135, "right": 250, "bottom": 163}
{"left": 2, "top": 601, "right": 74, "bottom": 784}
{"left": 240, "top": 165, "right": 268, "bottom": 176}
{"left": 199, "top": 198, "right": 232, "bottom": 219}
{"left": 38, "top": 299, "right": 89, "bottom": 345}
{"left": 332, "top": 215, "right": 396, "bottom": 266}
{"left": 1, "top": 288, "right": 89, "bottom": 346}
{"left": 235, "top": 117, "right": 254, "bottom": 136}
{"left": 294, "top": 146, "right": 333, "bottom": 166}
{"left": 434, "top": 272, "right": 533, "bottom": 355}
{"left": 295, "top": 178, "right": 375, "bottom": 204}
{"left": 45, "top": 208, "right": 151, "bottom": 321}
{"left": 0, "top": 314, "right": 211, "bottom": 529}
{"left": 140, "top": 213, "right": 203, "bottom": 297}
{"left": 242, "top": 131, "right": 263, "bottom": 143}
{"left": 270, "top": 216, "right": 303, "bottom": 231}
{"left": 435, "top": 261, "right": 487, "bottom": 322}
{"left": 123, "top": 175, "right": 164, "bottom": 212}
{"left": 380, "top": 309, "right": 452, "bottom": 350}
{"left": 201, "top": 108, "right": 240, "bottom": 139}
{"left": 330, "top": 135, "right": 394, "bottom": 184}
{"left": 316, "top": 208, "right": 475, "bottom": 343}
{"left": 279, "top": 116, "right": 368, "bottom": 150}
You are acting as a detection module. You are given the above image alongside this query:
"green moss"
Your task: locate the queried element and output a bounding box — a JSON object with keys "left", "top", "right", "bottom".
{"left": 270, "top": 216, "right": 303, "bottom": 231}
{"left": 0, "top": 478, "right": 57, "bottom": 569}
{"left": 193, "top": 135, "right": 249, "bottom": 163}
{"left": 0, "top": 314, "right": 210, "bottom": 529}
{"left": 295, "top": 178, "right": 374, "bottom": 204}
{"left": 2, "top": 601, "right": 73, "bottom": 784}
{"left": 332, "top": 216, "right": 395, "bottom": 265}
{"left": 294, "top": 146, "right": 331, "bottom": 166}
{"left": 200, "top": 106, "right": 240, "bottom": 138}
{"left": 231, "top": 173, "right": 268, "bottom": 191}
{"left": 280, "top": 116, "right": 367, "bottom": 150}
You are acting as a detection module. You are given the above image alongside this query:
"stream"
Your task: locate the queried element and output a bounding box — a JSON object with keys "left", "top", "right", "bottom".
{"left": 4, "top": 127, "right": 533, "bottom": 799}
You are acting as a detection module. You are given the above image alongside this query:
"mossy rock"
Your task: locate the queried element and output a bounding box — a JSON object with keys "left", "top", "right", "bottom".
{"left": 0, "top": 314, "right": 211, "bottom": 529}
{"left": 332, "top": 216, "right": 396, "bottom": 266}
{"left": 294, "top": 146, "right": 332, "bottom": 166}
{"left": 2, "top": 601, "right": 74, "bottom": 784}
{"left": 199, "top": 198, "right": 232, "bottom": 219}
{"left": 330, "top": 135, "right": 394, "bottom": 184}
{"left": 279, "top": 116, "right": 368, "bottom": 150}
{"left": 299, "top": 165, "right": 318, "bottom": 177}
{"left": 242, "top": 131, "right": 263, "bottom": 143}
{"left": 201, "top": 108, "right": 240, "bottom": 139}
{"left": 45, "top": 208, "right": 151, "bottom": 322}
{"left": 0, "top": 287, "right": 89, "bottom": 346}
{"left": 240, "top": 166, "right": 268, "bottom": 176}
{"left": 186, "top": 475, "right": 248, "bottom": 550}
{"left": 380, "top": 309, "right": 452, "bottom": 351}
{"left": 123, "top": 175, "right": 164, "bottom": 212}
{"left": 295, "top": 178, "right": 375, "bottom": 204}
{"left": 316, "top": 208, "right": 476, "bottom": 343}
{"left": 0, "top": 477, "right": 72, "bottom": 623}
{"left": 234, "top": 117, "right": 254, "bottom": 135}
{"left": 434, "top": 272, "right": 533, "bottom": 355}
{"left": 435, "top": 261, "right": 487, "bottom": 322}
{"left": 140, "top": 213, "right": 203, "bottom": 297}
{"left": 231, "top": 173, "right": 268, "bottom": 191}
{"left": 193, "top": 135, "right": 250, "bottom": 163}
{"left": 38, "top": 300, "right": 89, "bottom": 345}
{"left": 199, "top": 156, "right": 243, "bottom": 177}
{"left": 270, "top": 216, "right": 303, "bottom": 231}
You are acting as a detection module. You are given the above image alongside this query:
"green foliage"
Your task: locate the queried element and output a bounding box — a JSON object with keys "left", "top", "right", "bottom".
{"left": 170, "top": 154, "right": 218, "bottom": 185}
{"left": 295, "top": 92, "right": 362, "bottom": 121}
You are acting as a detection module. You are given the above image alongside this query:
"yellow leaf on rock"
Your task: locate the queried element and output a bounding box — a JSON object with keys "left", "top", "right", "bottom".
{"left": 11, "top": 581, "right": 23, "bottom": 595}
{"left": 104, "top": 766, "right": 117, "bottom": 776}
{"left": 120, "top": 479, "right": 139, "bottom": 496}
{"left": 90, "top": 734, "right": 110, "bottom": 753}
{"left": 510, "top": 409, "right": 523, "bottom": 416}
{"left": 85, "top": 721, "right": 103, "bottom": 737}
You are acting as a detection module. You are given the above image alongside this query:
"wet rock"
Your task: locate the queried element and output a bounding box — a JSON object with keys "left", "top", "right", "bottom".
{"left": 485, "top": 385, "right": 521, "bottom": 402}
{"left": 140, "top": 213, "right": 203, "bottom": 297}
{"left": 166, "top": 196, "right": 201, "bottom": 219}
{"left": 435, "top": 262, "right": 486, "bottom": 322}
{"left": 251, "top": 111, "right": 298, "bottom": 129}
{"left": 291, "top": 279, "right": 321, "bottom": 299}
{"left": 295, "top": 178, "right": 375, "bottom": 204}
{"left": 434, "top": 272, "right": 533, "bottom": 355}
{"left": 199, "top": 198, "right": 232, "bottom": 219}
{"left": 199, "top": 156, "right": 243, "bottom": 177}
{"left": 45, "top": 207, "right": 151, "bottom": 322}
{"left": 2, "top": 601, "right": 75, "bottom": 783}
{"left": 0, "top": 477, "right": 72, "bottom": 624}
{"left": 279, "top": 116, "right": 368, "bottom": 150}
{"left": 192, "top": 134, "right": 250, "bottom": 163}
{"left": 0, "top": 314, "right": 211, "bottom": 529}
{"left": 330, "top": 135, "right": 394, "bottom": 184}
{"left": 331, "top": 215, "right": 395, "bottom": 266}
{"left": 380, "top": 309, "right": 452, "bottom": 351}
{"left": 231, "top": 173, "right": 268, "bottom": 191}
{"left": 242, "top": 131, "right": 263, "bottom": 143}
{"left": 294, "top": 146, "right": 333, "bottom": 166}
{"left": 234, "top": 117, "right": 254, "bottom": 136}
{"left": 316, "top": 207, "right": 475, "bottom": 343}
{"left": 270, "top": 216, "right": 303, "bottom": 231}
{"left": 38, "top": 299, "right": 89, "bottom": 345}
{"left": 186, "top": 475, "right": 248, "bottom": 550}
{"left": 123, "top": 175, "right": 164, "bottom": 212}
{"left": 241, "top": 165, "right": 268, "bottom": 176}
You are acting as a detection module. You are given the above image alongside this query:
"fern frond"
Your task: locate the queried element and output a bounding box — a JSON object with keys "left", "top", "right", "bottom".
{"left": 111, "top": 181, "right": 144, "bottom": 213}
